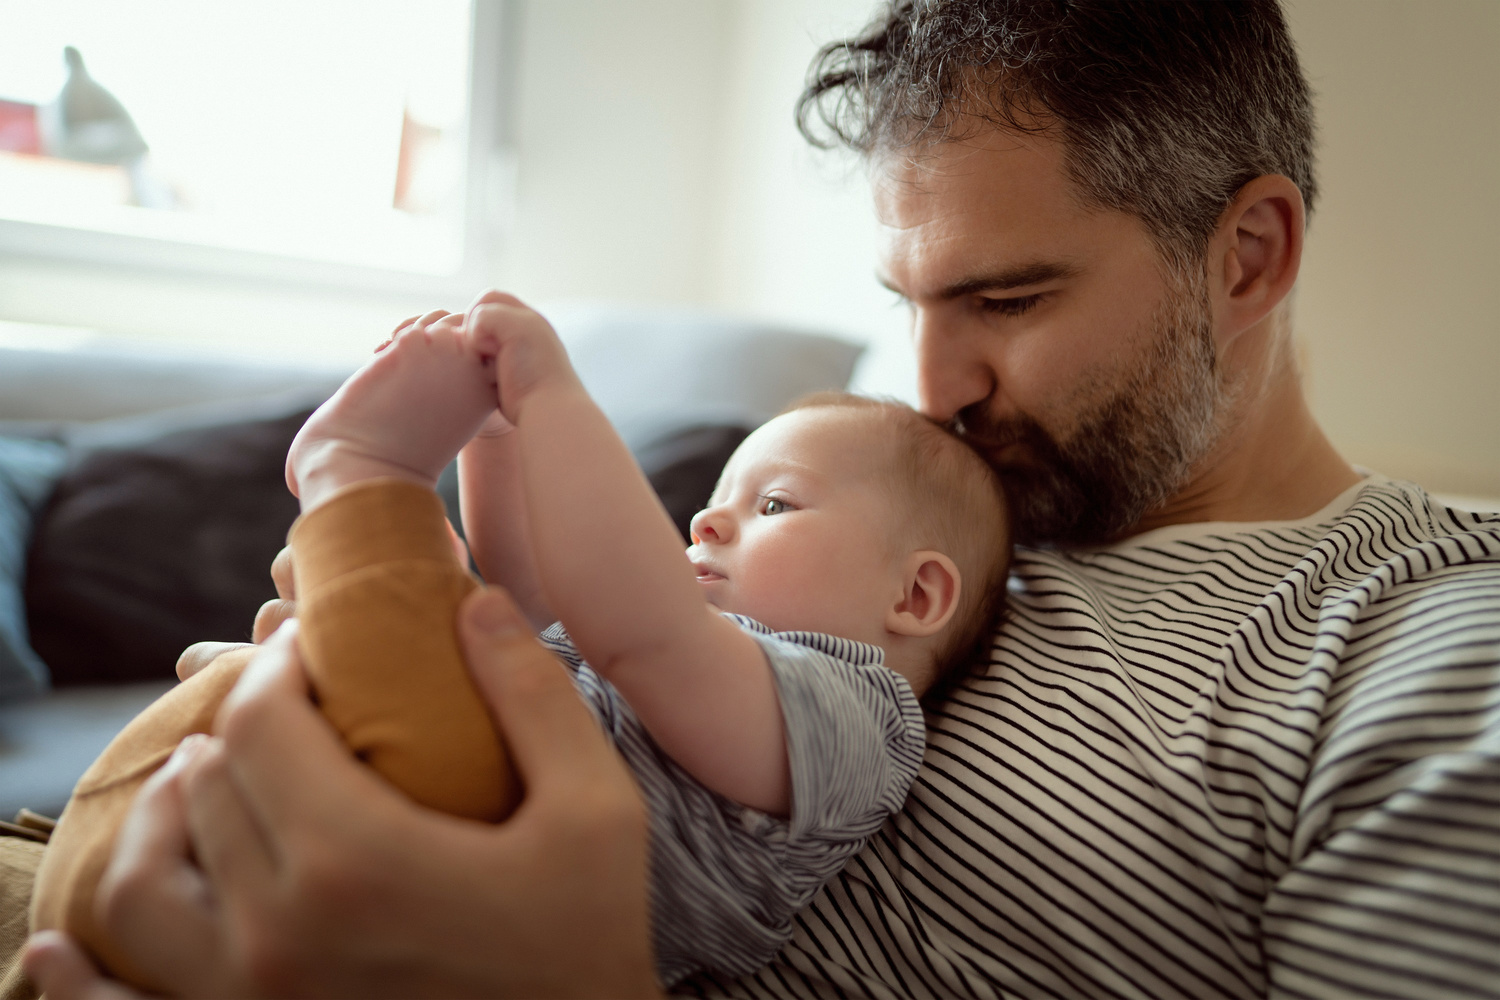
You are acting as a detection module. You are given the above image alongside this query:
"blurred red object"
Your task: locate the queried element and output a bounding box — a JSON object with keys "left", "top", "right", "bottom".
{"left": 0, "top": 100, "right": 41, "bottom": 155}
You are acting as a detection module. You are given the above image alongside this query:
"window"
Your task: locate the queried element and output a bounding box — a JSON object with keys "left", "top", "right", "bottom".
{"left": 0, "top": 1, "right": 510, "bottom": 292}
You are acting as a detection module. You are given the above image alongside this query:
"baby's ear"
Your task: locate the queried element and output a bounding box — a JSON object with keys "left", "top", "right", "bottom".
{"left": 886, "top": 551, "right": 962, "bottom": 639}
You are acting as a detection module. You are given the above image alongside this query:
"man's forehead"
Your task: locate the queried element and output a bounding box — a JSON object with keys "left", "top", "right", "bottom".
{"left": 871, "top": 133, "right": 1094, "bottom": 293}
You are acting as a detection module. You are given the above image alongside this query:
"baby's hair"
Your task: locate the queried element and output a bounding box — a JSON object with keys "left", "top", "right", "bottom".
{"left": 782, "top": 392, "right": 1011, "bottom": 693}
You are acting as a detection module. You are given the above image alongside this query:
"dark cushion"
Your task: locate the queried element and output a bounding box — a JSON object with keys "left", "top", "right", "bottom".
{"left": 634, "top": 424, "right": 751, "bottom": 543}
{"left": 26, "top": 409, "right": 751, "bottom": 686}
{"left": 24, "top": 408, "right": 313, "bottom": 686}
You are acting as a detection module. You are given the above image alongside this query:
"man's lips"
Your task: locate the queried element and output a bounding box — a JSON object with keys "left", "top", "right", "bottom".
{"left": 973, "top": 440, "right": 1032, "bottom": 467}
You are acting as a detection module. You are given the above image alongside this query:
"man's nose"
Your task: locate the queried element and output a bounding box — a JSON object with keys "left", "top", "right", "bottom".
{"left": 689, "top": 507, "right": 734, "bottom": 545}
{"left": 912, "top": 308, "right": 997, "bottom": 424}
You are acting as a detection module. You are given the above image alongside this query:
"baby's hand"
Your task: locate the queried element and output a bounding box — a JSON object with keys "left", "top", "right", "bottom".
{"left": 462, "top": 291, "right": 582, "bottom": 427}
{"left": 288, "top": 310, "right": 500, "bottom": 510}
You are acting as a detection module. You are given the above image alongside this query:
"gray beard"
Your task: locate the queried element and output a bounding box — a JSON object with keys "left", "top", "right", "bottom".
{"left": 957, "top": 266, "right": 1232, "bottom": 547}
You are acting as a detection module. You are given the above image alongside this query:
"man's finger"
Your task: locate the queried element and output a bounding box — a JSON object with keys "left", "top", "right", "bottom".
{"left": 445, "top": 519, "right": 471, "bottom": 568}
{"left": 252, "top": 598, "right": 297, "bottom": 644}
{"left": 21, "top": 930, "right": 144, "bottom": 1000}
{"left": 180, "top": 737, "right": 279, "bottom": 898}
{"left": 96, "top": 738, "right": 223, "bottom": 990}
{"left": 177, "top": 641, "right": 250, "bottom": 682}
{"left": 457, "top": 588, "right": 626, "bottom": 802}
{"left": 212, "top": 622, "right": 403, "bottom": 834}
{"left": 270, "top": 546, "right": 296, "bottom": 600}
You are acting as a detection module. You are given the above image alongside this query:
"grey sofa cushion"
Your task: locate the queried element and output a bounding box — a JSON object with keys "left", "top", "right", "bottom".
{"left": 0, "top": 344, "right": 351, "bottom": 423}
{"left": 0, "top": 680, "right": 175, "bottom": 818}
{"left": 551, "top": 305, "right": 864, "bottom": 433}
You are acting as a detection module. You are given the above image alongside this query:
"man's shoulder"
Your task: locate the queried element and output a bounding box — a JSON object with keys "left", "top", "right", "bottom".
{"left": 1341, "top": 476, "right": 1500, "bottom": 548}
{"left": 1326, "top": 477, "right": 1500, "bottom": 598}
{"left": 1332, "top": 483, "right": 1500, "bottom": 678}
{"left": 1021, "top": 476, "right": 1500, "bottom": 589}
{"left": 1003, "top": 475, "right": 1500, "bottom": 658}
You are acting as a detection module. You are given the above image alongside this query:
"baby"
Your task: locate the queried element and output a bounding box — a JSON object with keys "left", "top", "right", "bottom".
{"left": 32, "top": 293, "right": 1011, "bottom": 989}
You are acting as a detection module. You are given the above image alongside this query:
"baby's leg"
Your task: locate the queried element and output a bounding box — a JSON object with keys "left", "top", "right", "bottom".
{"left": 32, "top": 315, "right": 519, "bottom": 991}
{"left": 32, "top": 482, "right": 514, "bottom": 992}
{"left": 288, "top": 312, "right": 501, "bottom": 506}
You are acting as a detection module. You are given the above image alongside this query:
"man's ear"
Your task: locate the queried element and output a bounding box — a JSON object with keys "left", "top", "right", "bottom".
{"left": 886, "top": 551, "right": 962, "bottom": 639}
{"left": 1209, "top": 173, "right": 1305, "bottom": 345}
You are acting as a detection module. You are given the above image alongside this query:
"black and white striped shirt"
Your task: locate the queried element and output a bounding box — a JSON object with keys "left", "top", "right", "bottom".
{"left": 684, "top": 476, "right": 1500, "bottom": 999}
{"left": 541, "top": 616, "right": 926, "bottom": 987}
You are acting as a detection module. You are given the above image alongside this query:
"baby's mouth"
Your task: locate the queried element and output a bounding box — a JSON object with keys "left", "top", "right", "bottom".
{"left": 692, "top": 561, "right": 725, "bottom": 583}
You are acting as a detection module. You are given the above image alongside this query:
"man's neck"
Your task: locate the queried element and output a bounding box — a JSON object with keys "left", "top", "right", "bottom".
{"left": 1129, "top": 328, "right": 1362, "bottom": 535}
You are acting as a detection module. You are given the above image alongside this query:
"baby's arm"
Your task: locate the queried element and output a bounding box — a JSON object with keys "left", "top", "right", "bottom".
{"left": 459, "top": 427, "right": 552, "bottom": 631}
{"left": 470, "top": 294, "right": 790, "bottom": 815}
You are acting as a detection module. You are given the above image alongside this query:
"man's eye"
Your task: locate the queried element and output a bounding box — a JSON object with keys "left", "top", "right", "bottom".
{"left": 978, "top": 294, "right": 1043, "bottom": 317}
{"left": 759, "top": 497, "right": 790, "bottom": 515}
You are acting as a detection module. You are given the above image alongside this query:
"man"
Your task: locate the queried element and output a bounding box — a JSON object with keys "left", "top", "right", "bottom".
{"left": 15, "top": 1, "right": 1500, "bottom": 997}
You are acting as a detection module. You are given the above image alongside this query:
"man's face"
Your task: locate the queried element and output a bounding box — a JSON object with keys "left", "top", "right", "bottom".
{"left": 874, "top": 131, "right": 1229, "bottom": 545}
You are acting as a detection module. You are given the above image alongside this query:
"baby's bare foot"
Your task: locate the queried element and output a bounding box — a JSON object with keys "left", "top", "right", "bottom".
{"left": 289, "top": 312, "right": 499, "bottom": 510}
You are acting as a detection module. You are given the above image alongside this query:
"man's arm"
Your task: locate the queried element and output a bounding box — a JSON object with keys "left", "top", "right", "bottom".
{"left": 26, "top": 588, "right": 662, "bottom": 1000}
{"left": 1262, "top": 747, "right": 1500, "bottom": 998}
{"left": 1261, "top": 608, "right": 1500, "bottom": 1000}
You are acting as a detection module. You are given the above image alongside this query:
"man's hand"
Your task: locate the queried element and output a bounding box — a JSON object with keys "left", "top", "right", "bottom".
{"left": 55, "top": 587, "right": 660, "bottom": 999}
{"left": 22, "top": 932, "right": 146, "bottom": 1000}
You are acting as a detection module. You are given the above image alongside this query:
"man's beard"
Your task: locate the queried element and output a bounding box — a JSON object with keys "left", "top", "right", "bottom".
{"left": 956, "top": 265, "right": 1234, "bottom": 547}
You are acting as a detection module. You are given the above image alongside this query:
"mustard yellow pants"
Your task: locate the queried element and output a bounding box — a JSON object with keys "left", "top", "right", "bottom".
{"left": 11, "top": 480, "right": 516, "bottom": 994}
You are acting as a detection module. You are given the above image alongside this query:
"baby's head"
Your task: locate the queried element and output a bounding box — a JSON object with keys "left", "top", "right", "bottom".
{"left": 687, "top": 392, "right": 1011, "bottom": 698}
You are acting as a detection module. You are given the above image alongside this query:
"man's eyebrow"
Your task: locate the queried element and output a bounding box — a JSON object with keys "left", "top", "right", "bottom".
{"left": 879, "top": 260, "right": 1080, "bottom": 301}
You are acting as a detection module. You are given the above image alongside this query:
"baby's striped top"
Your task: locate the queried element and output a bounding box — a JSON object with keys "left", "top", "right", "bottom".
{"left": 541, "top": 614, "right": 926, "bottom": 987}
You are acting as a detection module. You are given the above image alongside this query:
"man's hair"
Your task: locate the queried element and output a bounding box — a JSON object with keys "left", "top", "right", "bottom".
{"left": 797, "top": 0, "right": 1317, "bottom": 268}
{"left": 786, "top": 392, "right": 1010, "bottom": 689}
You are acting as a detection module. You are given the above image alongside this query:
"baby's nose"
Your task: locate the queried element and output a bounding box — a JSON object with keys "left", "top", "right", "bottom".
{"left": 689, "top": 508, "right": 728, "bottom": 544}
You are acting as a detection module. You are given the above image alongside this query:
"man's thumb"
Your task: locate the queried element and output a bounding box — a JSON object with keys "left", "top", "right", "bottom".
{"left": 458, "top": 587, "right": 616, "bottom": 798}
{"left": 462, "top": 586, "right": 527, "bottom": 640}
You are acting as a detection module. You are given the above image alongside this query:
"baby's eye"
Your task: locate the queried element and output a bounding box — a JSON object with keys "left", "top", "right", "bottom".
{"left": 758, "top": 496, "right": 791, "bottom": 515}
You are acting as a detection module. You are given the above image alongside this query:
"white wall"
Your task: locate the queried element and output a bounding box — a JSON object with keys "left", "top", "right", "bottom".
{"left": 1287, "top": 0, "right": 1500, "bottom": 496}
{"left": 707, "top": 0, "right": 917, "bottom": 402}
{"left": 497, "top": 0, "right": 731, "bottom": 305}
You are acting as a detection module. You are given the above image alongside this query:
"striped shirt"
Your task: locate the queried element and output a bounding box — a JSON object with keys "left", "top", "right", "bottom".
{"left": 540, "top": 615, "right": 926, "bottom": 987}
{"left": 683, "top": 476, "right": 1500, "bottom": 999}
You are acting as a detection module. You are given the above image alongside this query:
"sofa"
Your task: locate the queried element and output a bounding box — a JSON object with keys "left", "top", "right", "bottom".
{"left": 0, "top": 308, "right": 864, "bottom": 818}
